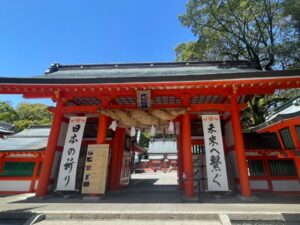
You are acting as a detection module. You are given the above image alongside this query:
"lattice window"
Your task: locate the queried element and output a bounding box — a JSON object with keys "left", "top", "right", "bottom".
{"left": 152, "top": 96, "right": 181, "bottom": 104}
{"left": 296, "top": 126, "right": 300, "bottom": 144}
{"left": 269, "top": 160, "right": 297, "bottom": 176}
{"left": 72, "top": 97, "right": 101, "bottom": 106}
{"left": 190, "top": 95, "right": 225, "bottom": 104}
{"left": 0, "top": 162, "right": 35, "bottom": 177}
{"left": 115, "top": 97, "right": 136, "bottom": 105}
{"left": 192, "top": 144, "right": 205, "bottom": 154}
{"left": 248, "top": 160, "right": 266, "bottom": 176}
{"left": 279, "top": 127, "right": 295, "bottom": 150}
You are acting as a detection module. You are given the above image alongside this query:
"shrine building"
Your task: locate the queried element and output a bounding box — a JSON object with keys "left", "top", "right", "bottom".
{"left": 0, "top": 61, "right": 299, "bottom": 198}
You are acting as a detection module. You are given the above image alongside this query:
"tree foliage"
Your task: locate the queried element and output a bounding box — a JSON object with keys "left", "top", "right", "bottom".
{"left": 176, "top": 0, "right": 300, "bottom": 128}
{"left": 0, "top": 102, "right": 52, "bottom": 131}
{"left": 0, "top": 101, "right": 18, "bottom": 123}
{"left": 284, "top": 0, "right": 300, "bottom": 31}
{"left": 242, "top": 88, "right": 300, "bottom": 128}
{"left": 176, "top": 0, "right": 300, "bottom": 70}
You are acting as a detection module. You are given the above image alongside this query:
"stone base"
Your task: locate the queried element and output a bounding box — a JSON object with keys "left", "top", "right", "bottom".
{"left": 236, "top": 194, "right": 259, "bottom": 201}
{"left": 81, "top": 196, "right": 102, "bottom": 202}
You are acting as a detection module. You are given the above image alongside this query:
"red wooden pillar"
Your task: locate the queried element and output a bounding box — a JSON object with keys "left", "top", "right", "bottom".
{"left": 30, "top": 154, "right": 42, "bottom": 192}
{"left": 177, "top": 123, "right": 183, "bottom": 190}
{"left": 96, "top": 114, "right": 108, "bottom": 144}
{"left": 181, "top": 112, "right": 194, "bottom": 197}
{"left": 231, "top": 96, "right": 251, "bottom": 197}
{"left": 275, "top": 130, "right": 286, "bottom": 150}
{"left": 36, "top": 100, "right": 63, "bottom": 197}
{"left": 0, "top": 153, "right": 6, "bottom": 174}
{"left": 109, "top": 127, "right": 125, "bottom": 190}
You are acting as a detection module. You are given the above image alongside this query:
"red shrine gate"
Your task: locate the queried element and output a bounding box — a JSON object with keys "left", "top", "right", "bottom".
{"left": 0, "top": 61, "right": 300, "bottom": 198}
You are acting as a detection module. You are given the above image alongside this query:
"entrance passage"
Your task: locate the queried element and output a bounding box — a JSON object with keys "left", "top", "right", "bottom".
{"left": 116, "top": 170, "right": 181, "bottom": 203}
{"left": 130, "top": 171, "right": 178, "bottom": 192}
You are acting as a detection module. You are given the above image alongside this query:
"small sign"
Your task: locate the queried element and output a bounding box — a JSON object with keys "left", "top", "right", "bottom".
{"left": 202, "top": 115, "right": 229, "bottom": 191}
{"left": 57, "top": 117, "right": 87, "bottom": 191}
{"left": 81, "top": 144, "right": 110, "bottom": 194}
{"left": 137, "top": 90, "right": 151, "bottom": 109}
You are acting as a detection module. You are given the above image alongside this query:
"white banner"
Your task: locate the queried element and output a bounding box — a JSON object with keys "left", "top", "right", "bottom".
{"left": 57, "top": 117, "right": 87, "bottom": 191}
{"left": 202, "top": 115, "right": 229, "bottom": 191}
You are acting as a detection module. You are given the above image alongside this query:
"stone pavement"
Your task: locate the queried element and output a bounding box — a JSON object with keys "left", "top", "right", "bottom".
{"left": 1, "top": 192, "right": 300, "bottom": 224}
{"left": 0, "top": 172, "right": 300, "bottom": 224}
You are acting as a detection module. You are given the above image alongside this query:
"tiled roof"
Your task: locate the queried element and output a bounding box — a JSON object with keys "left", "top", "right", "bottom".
{"left": 0, "top": 122, "right": 15, "bottom": 134}
{"left": 41, "top": 61, "right": 257, "bottom": 79}
{"left": 148, "top": 140, "right": 177, "bottom": 154}
{"left": 0, "top": 126, "right": 50, "bottom": 151}
{"left": 1, "top": 61, "right": 300, "bottom": 85}
{"left": 251, "top": 96, "right": 300, "bottom": 131}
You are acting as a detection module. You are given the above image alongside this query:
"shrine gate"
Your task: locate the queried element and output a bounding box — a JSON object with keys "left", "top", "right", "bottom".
{"left": 0, "top": 61, "right": 299, "bottom": 198}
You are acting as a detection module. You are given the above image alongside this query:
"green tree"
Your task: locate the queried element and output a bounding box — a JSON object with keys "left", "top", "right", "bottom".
{"left": 14, "top": 103, "right": 52, "bottom": 131}
{"left": 0, "top": 101, "right": 18, "bottom": 123}
{"left": 285, "top": 0, "right": 300, "bottom": 31}
{"left": 177, "top": 0, "right": 300, "bottom": 70}
{"left": 242, "top": 89, "right": 300, "bottom": 128}
{"left": 177, "top": 0, "right": 300, "bottom": 128}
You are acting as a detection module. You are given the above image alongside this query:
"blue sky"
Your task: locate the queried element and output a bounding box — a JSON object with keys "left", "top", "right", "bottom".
{"left": 0, "top": 0, "right": 195, "bottom": 107}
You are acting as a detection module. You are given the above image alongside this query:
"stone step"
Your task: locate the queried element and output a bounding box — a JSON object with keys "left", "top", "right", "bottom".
{"left": 36, "top": 219, "right": 222, "bottom": 225}
{"left": 44, "top": 212, "right": 221, "bottom": 220}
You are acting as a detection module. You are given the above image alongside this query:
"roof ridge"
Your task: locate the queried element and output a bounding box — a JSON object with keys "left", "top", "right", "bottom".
{"left": 44, "top": 60, "right": 254, "bottom": 74}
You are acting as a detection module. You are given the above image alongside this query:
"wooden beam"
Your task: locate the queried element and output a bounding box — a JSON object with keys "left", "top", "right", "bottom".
{"left": 61, "top": 103, "right": 236, "bottom": 114}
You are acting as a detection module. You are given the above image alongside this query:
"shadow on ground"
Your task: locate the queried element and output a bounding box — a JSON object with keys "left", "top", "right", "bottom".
{"left": 6, "top": 172, "right": 300, "bottom": 204}
{"left": 0, "top": 206, "right": 43, "bottom": 225}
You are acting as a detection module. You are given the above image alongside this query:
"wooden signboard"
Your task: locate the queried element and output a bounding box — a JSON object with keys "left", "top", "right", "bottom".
{"left": 81, "top": 144, "right": 110, "bottom": 194}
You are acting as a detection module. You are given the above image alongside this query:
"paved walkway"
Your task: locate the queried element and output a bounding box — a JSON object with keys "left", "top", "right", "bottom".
{"left": 0, "top": 172, "right": 299, "bottom": 224}
{"left": 36, "top": 219, "right": 222, "bottom": 225}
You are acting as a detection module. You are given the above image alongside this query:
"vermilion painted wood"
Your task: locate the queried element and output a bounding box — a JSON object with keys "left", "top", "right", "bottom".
{"left": 177, "top": 130, "right": 183, "bottom": 190}
{"left": 290, "top": 125, "right": 300, "bottom": 149}
{"left": 36, "top": 100, "right": 63, "bottom": 197}
{"left": 295, "top": 158, "right": 300, "bottom": 180}
{"left": 109, "top": 128, "right": 126, "bottom": 191}
{"left": 231, "top": 95, "right": 252, "bottom": 197}
{"left": 1, "top": 76, "right": 299, "bottom": 98}
{"left": 96, "top": 114, "right": 108, "bottom": 144}
{"left": 258, "top": 117, "right": 300, "bottom": 133}
{"left": 108, "top": 128, "right": 121, "bottom": 190}
{"left": 181, "top": 112, "right": 194, "bottom": 197}
{"left": 30, "top": 155, "right": 42, "bottom": 192}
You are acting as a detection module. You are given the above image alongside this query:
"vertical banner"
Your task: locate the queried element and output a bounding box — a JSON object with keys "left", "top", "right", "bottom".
{"left": 202, "top": 115, "right": 229, "bottom": 191}
{"left": 57, "top": 117, "right": 87, "bottom": 191}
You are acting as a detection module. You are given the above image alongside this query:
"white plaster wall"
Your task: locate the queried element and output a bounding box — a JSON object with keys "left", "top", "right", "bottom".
{"left": 272, "top": 180, "right": 300, "bottom": 191}
{"left": 229, "top": 151, "right": 239, "bottom": 178}
{"left": 0, "top": 180, "right": 31, "bottom": 192}
{"left": 224, "top": 120, "right": 234, "bottom": 147}
{"left": 250, "top": 180, "right": 268, "bottom": 190}
{"left": 6, "top": 154, "right": 37, "bottom": 158}
{"left": 57, "top": 121, "right": 68, "bottom": 147}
